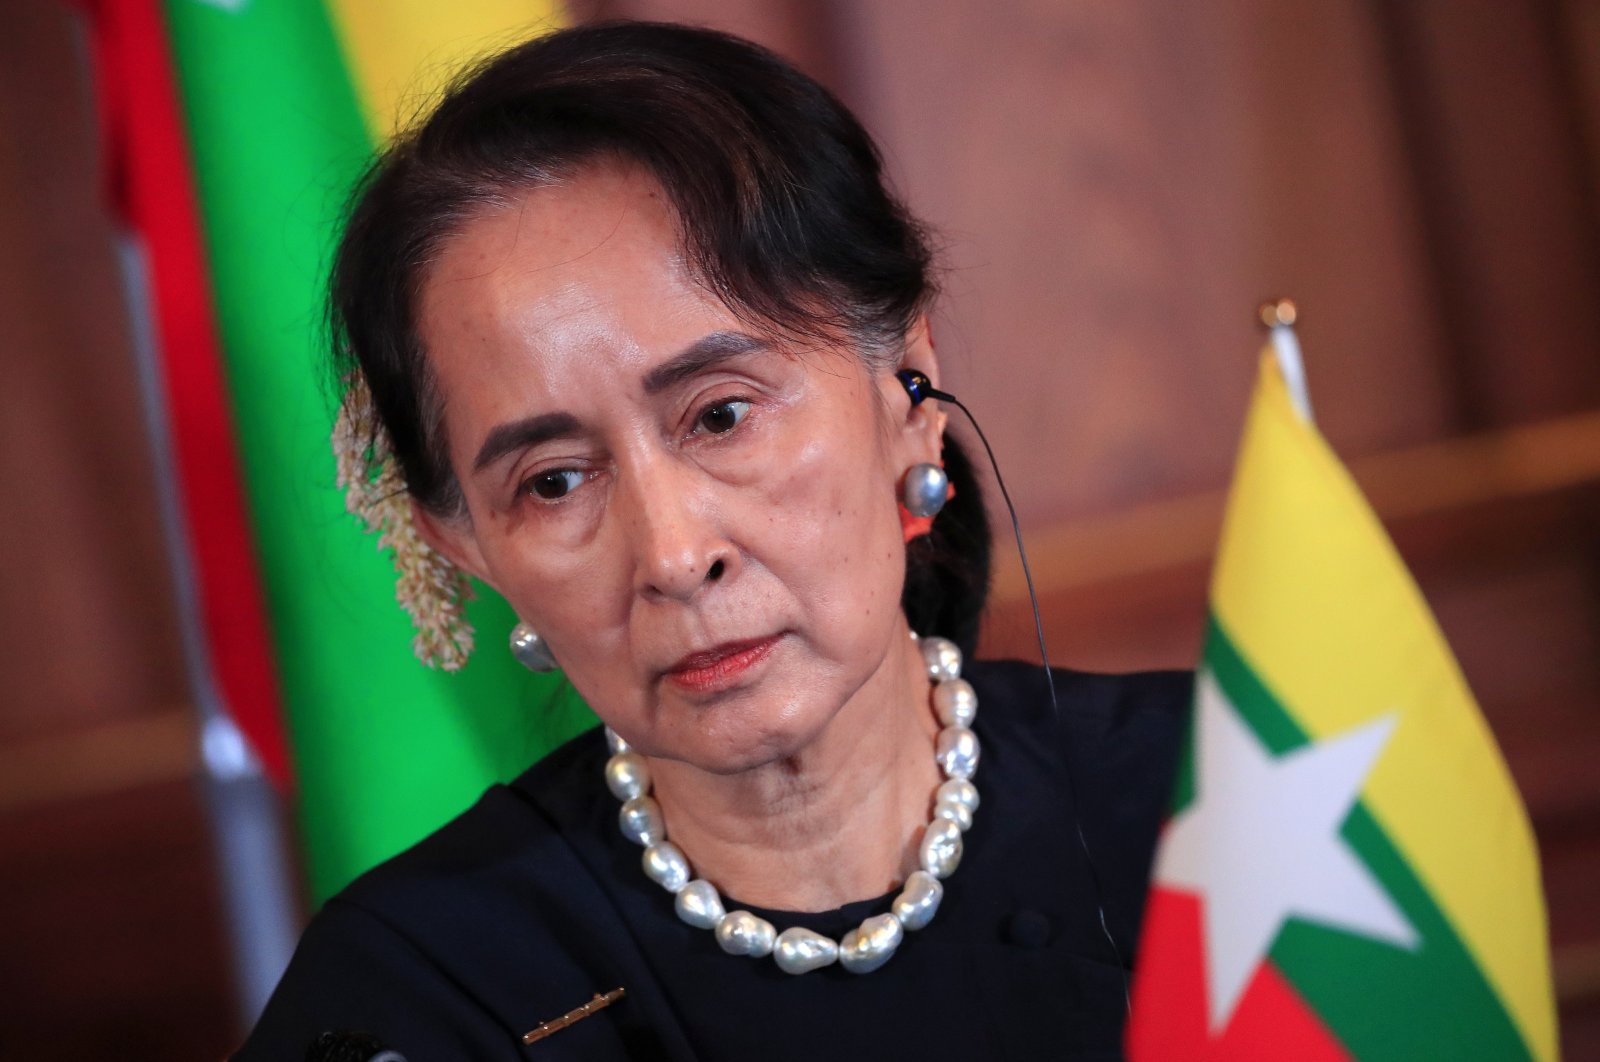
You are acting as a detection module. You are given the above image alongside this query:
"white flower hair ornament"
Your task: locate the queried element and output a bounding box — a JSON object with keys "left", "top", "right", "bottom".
{"left": 332, "top": 374, "right": 476, "bottom": 671}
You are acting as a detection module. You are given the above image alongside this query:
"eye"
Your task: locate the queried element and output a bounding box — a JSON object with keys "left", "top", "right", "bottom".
{"left": 694, "top": 398, "right": 752, "bottom": 436}
{"left": 523, "top": 468, "right": 585, "bottom": 501}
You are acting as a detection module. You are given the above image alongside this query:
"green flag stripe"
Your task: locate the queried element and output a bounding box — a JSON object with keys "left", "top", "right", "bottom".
{"left": 1168, "top": 719, "right": 1195, "bottom": 813}
{"left": 163, "top": 0, "right": 593, "bottom": 901}
{"left": 1201, "top": 615, "right": 1531, "bottom": 1060}
{"left": 1168, "top": 614, "right": 1305, "bottom": 817}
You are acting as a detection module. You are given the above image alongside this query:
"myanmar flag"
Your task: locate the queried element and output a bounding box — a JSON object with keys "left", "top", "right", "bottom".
{"left": 1126, "top": 334, "right": 1558, "bottom": 1060}
{"left": 87, "top": 0, "right": 594, "bottom": 903}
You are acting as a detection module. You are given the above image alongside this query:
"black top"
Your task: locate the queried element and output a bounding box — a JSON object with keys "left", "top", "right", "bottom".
{"left": 238, "top": 661, "right": 1191, "bottom": 1061}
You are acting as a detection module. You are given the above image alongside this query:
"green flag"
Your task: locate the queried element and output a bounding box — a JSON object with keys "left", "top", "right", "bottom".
{"left": 162, "top": 0, "right": 591, "bottom": 902}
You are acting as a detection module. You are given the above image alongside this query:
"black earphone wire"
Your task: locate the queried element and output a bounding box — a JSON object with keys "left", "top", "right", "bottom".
{"left": 919, "top": 379, "right": 1133, "bottom": 1011}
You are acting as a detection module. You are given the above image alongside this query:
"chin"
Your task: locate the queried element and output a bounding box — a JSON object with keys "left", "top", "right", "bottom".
{"left": 660, "top": 680, "right": 843, "bottom": 776}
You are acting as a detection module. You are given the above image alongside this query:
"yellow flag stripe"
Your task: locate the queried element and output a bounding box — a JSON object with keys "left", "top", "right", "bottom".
{"left": 1212, "top": 351, "right": 1555, "bottom": 1062}
{"left": 325, "top": 0, "right": 565, "bottom": 144}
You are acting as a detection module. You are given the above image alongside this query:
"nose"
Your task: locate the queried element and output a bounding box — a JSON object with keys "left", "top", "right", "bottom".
{"left": 619, "top": 455, "right": 736, "bottom": 603}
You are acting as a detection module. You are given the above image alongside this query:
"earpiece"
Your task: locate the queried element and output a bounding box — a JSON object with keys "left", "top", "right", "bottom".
{"left": 895, "top": 368, "right": 954, "bottom": 407}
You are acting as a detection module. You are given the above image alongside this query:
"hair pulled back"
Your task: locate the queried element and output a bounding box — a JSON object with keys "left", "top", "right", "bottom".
{"left": 330, "top": 21, "right": 990, "bottom": 652}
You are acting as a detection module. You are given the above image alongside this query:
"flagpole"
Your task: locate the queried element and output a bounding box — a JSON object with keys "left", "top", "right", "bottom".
{"left": 115, "top": 229, "right": 299, "bottom": 1027}
{"left": 1259, "top": 298, "right": 1315, "bottom": 424}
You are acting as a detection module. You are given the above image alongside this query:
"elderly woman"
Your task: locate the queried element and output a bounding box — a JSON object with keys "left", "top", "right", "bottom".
{"left": 239, "top": 21, "right": 1188, "bottom": 1061}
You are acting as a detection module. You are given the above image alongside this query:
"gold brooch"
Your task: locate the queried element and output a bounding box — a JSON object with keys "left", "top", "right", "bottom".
{"left": 522, "top": 987, "right": 627, "bottom": 1045}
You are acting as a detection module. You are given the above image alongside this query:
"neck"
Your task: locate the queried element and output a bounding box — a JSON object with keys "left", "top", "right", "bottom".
{"left": 645, "top": 624, "right": 941, "bottom": 912}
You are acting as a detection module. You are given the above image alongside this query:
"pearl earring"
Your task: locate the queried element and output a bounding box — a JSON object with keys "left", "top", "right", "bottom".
{"left": 510, "top": 621, "right": 558, "bottom": 672}
{"left": 901, "top": 463, "right": 950, "bottom": 519}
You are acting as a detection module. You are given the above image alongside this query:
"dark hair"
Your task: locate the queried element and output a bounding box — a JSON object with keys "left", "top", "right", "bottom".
{"left": 330, "top": 21, "right": 990, "bottom": 651}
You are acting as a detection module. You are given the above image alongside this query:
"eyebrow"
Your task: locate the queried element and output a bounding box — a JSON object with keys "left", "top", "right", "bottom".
{"left": 471, "top": 331, "right": 770, "bottom": 473}
{"left": 473, "top": 411, "right": 582, "bottom": 472}
{"left": 641, "top": 330, "right": 771, "bottom": 395}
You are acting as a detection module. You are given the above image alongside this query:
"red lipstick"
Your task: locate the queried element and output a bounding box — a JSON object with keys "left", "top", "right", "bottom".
{"left": 664, "top": 634, "right": 781, "bottom": 692}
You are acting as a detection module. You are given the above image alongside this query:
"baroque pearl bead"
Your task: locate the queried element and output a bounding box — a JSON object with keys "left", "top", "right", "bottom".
{"left": 642, "top": 842, "right": 690, "bottom": 892}
{"left": 931, "top": 678, "right": 978, "bottom": 728}
{"left": 936, "top": 726, "right": 980, "bottom": 780}
{"left": 773, "top": 927, "right": 839, "bottom": 974}
{"left": 937, "top": 778, "right": 980, "bottom": 813}
{"left": 839, "top": 913, "right": 904, "bottom": 974}
{"left": 604, "top": 727, "right": 629, "bottom": 754}
{"left": 891, "top": 870, "right": 944, "bottom": 931}
{"left": 919, "top": 636, "right": 963, "bottom": 683}
{"left": 920, "top": 818, "right": 963, "bottom": 878}
{"left": 933, "top": 797, "right": 973, "bottom": 832}
{"left": 716, "top": 911, "right": 776, "bottom": 957}
{"left": 604, "top": 752, "right": 650, "bottom": 800}
{"left": 618, "top": 796, "right": 665, "bottom": 846}
{"left": 674, "top": 879, "right": 725, "bottom": 929}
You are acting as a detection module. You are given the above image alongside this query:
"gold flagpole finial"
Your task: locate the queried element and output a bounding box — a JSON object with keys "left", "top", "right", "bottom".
{"left": 1255, "top": 297, "right": 1314, "bottom": 423}
{"left": 1257, "top": 297, "right": 1298, "bottom": 329}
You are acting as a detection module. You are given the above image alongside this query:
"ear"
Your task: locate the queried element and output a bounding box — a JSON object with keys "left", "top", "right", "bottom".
{"left": 412, "top": 500, "right": 491, "bottom": 585}
{"left": 884, "top": 314, "right": 947, "bottom": 463}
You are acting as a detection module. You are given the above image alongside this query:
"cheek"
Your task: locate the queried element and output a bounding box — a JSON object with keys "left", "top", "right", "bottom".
{"left": 510, "top": 552, "right": 645, "bottom": 730}
{"left": 758, "top": 426, "right": 906, "bottom": 626}
{"left": 473, "top": 508, "right": 636, "bottom": 671}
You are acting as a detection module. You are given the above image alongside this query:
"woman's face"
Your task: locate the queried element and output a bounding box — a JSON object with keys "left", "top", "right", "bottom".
{"left": 416, "top": 164, "right": 944, "bottom": 774}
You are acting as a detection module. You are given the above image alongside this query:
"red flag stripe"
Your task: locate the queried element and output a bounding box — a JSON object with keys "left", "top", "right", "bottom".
{"left": 82, "top": 0, "right": 291, "bottom": 786}
{"left": 1128, "top": 888, "right": 1356, "bottom": 1061}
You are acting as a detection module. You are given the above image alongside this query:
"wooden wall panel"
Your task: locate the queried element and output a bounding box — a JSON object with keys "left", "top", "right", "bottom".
{"left": 585, "top": 0, "right": 844, "bottom": 88}
{"left": 0, "top": 5, "right": 216, "bottom": 1057}
{"left": 1376, "top": 0, "right": 1600, "bottom": 428}
{"left": 0, "top": 2, "right": 186, "bottom": 740}
{"left": 1564, "top": 0, "right": 1600, "bottom": 201}
{"left": 0, "top": 780, "right": 235, "bottom": 1060}
{"left": 839, "top": 0, "right": 1456, "bottom": 524}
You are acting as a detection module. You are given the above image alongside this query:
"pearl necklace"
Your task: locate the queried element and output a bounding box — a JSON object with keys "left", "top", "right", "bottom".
{"left": 601, "top": 634, "right": 981, "bottom": 975}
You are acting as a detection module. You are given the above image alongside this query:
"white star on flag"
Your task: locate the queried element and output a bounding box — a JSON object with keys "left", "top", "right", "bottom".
{"left": 1156, "top": 669, "right": 1419, "bottom": 1032}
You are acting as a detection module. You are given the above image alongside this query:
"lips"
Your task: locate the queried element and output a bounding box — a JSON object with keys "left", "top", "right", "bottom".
{"left": 663, "top": 634, "right": 782, "bottom": 692}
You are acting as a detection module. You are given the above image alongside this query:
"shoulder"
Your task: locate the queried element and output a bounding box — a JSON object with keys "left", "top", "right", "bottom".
{"left": 239, "top": 727, "right": 615, "bottom": 1059}
{"left": 965, "top": 659, "right": 1192, "bottom": 961}
{"left": 341, "top": 724, "right": 608, "bottom": 909}
{"left": 316, "top": 723, "right": 609, "bottom": 941}
{"left": 965, "top": 658, "right": 1191, "bottom": 775}
{"left": 966, "top": 657, "right": 1191, "bottom": 726}
{"left": 962, "top": 658, "right": 1192, "bottom": 825}
{"left": 335, "top": 723, "right": 620, "bottom": 963}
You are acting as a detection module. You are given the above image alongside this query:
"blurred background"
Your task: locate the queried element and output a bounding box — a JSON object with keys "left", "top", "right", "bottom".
{"left": 2, "top": 0, "right": 1596, "bottom": 1057}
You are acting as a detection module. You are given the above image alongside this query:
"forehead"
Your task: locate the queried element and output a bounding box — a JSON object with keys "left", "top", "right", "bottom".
{"left": 416, "top": 164, "right": 737, "bottom": 402}
{"left": 429, "top": 163, "right": 685, "bottom": 287}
